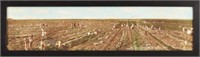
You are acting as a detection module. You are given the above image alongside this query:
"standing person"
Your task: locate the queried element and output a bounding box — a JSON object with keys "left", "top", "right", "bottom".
{"left": 24, "top": 38, "right": 28, "bottom": 50}
{"left": 39, "top": 24, "right": 47, "bottom": 50}
{"left": 28, "top": 35, "right": 34, "bottom": 50}
{"left": 71, "top": 23, "right": 76, "bottom": 29}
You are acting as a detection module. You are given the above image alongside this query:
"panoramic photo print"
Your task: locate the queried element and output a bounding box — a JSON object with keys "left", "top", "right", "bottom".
{"left": 7, "top": 7, "right": 193, "bottom": 51}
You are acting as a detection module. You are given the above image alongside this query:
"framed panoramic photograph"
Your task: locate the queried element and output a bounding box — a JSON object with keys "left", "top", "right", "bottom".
{"left": 1, "top": 1, "right": 199, "bottom": 56}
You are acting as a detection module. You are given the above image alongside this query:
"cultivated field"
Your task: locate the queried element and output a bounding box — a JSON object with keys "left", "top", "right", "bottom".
{"left": 7, "top": 19, "right": 193, "bottom": 51}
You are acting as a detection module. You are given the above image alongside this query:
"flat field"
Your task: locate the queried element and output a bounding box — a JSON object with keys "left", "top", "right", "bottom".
{"left": 7, "top": 19, "right": 193, "bottom": 51}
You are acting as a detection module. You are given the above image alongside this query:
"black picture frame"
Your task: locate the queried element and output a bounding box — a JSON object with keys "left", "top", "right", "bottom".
{"left": 1, "top": 1, "right": 199, "bottom": 56}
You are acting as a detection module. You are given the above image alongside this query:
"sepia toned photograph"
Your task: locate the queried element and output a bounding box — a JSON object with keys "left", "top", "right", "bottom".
{"left": 7, "top": 7, "right": 193, "bottom": 51}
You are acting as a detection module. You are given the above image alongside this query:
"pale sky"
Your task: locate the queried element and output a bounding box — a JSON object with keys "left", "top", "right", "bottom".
{"left": 7, "top": 7, "right": 193, "bottom": 20}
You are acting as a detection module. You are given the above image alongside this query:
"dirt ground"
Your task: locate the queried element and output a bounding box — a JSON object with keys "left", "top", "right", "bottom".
{"left": 7, "top": 19, "right": 193, "bottom": 51}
